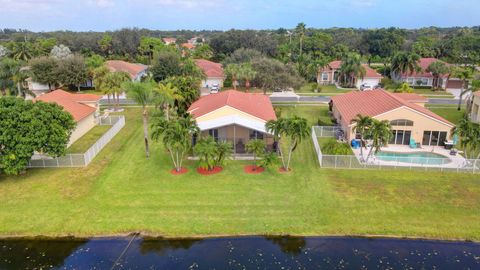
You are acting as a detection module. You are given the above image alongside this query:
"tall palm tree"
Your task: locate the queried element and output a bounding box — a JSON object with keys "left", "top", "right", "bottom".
{"left": 154, "top": 82, "right": 183, "bottom": 120}
{"left": 427, "top": 61, "right": 449, "bottom": 89}
{"left": 295, "top": 22, "right": 306, "bottom": 56}
{"left": 451, "top": 118, "right": 480, "bottom": 160}
{"left": 104, "top": 71, "right": 130, "bottom": 111}
{"left": 239, "top": 63, "right": 256, "bottom": 91}
{"left": 124, "top": 81, "right": 155, "bottom": 158}
{"left": 450, "top": 66, "right": 474, "bottom": 111}
{"left": 225, "top": 64, "right": 241, "bottom": 90}
{"left": 245, "top": 139, "right": 266, "bottom": 170}
{"left": 365, "top": 119, "right": 393, "bottom": 162}
{"left": 352, "top": 114, "right": 373, "bottom": 160}
{"left": 10, "top": 41, "right": 33, "bottom": 61}
{"left": 339, "top": 53, "right": 366, "bottom": 88}
{"left": 93, "top": 66, "right": 112, "bottom": 107}
{"left": 390, "top": 52, "right": 420, "bottom": 78}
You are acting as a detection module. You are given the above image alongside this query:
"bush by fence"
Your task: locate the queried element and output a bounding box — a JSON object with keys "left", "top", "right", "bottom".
{"left": 28, "top": 116, "right": 125, "bottom": 168}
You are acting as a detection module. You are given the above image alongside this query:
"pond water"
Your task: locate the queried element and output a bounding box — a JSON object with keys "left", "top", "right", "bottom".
{"left": 0, "top": 236, "right": 479, "bottom": 269}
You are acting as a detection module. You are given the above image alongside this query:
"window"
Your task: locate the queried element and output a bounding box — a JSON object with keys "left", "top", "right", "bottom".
{"left": 406, "top": 78, "right": 415, "bottom": 85}
{"left": 249, "top": 130, "right": 264, "bottom": 140}
{"left": 209, "top": 129, "right": 219, "bottom": 141}
{"left": 390, "top": 130, "right": 412, "bottom": 145}
{"left": 421, "top": 78, "right": 429, "bottom": 85}
{"left": 390, "top": 119, "right": 414, "bottom": 126}
{"left": 321, "top": 72, "right": 328, "bottom": 81}
{"left": 422, "top": 131, "right": 448, "bottom": 146}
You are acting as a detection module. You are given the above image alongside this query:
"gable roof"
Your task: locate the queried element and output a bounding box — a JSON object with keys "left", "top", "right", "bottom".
{"left": 181, "top": 43, "right": 195, "bottom": 49}
{"left": 331, "top": 90, "right": 453, "bottom": 127}
{"left": 401, "top": 58, "right": 450, "bottom": 78}
{"left": 195, "top": 59, "right": 224, "bottom": 78}
{"left": 324, "top": 60, "right": 382, "bottom": 78}
{"left": 188, "top": 90, "right": 276, "bottom": 122}
{"left": 391, "top": 93, "right": 428, "bottom": 103}
{"left": 105, "top": 60, "right": 147, "bottom": 79}
{"left": 34, "top": 90, "right": 101, "bottom": 122}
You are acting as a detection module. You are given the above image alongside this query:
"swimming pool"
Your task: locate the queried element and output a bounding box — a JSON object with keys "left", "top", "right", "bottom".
{"left": 376, "top": 151, "right": 450, "bottom": 165}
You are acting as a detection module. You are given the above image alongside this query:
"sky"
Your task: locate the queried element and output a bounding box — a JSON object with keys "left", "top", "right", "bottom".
{"left": 0, "top": 0, "right": 479, "bottom": 32}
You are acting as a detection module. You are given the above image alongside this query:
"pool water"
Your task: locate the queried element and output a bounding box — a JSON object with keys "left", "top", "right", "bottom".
{"left": 376, "top": 151, "right": 450, "bottom": 165}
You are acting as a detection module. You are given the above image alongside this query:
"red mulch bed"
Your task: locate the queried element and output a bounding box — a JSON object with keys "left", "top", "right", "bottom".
{"left": 244, "top": 165, "right": 265, "bottom": 174}
{"left": 170, "top": 167, "right": 188, "bottom": 175}
{"left": 197, "top": 166, "right": 223, "bottom": 175}
{"left": 278, "top": 167, "right": 292, "bottom": 173}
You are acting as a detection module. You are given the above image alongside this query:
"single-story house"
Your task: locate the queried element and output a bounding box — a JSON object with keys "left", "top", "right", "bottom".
{"left": 330, "top": 90, "right": 454, "bottom": 146}
{"left": 392, "top": 58, "right": 463, "bottom": 90}
{"left": 105, "top": 60, "right": 148, "bottom": 82}
{"left": 195, "top": 59, "right": 225, "bottom": 90}
{"left": 187, "top": 90, "right": 277, "bottom": 154}
{"left": 34, "top": 89, "right": 102, "bottom": 146}
{"left": 319, "top": 60, "right": 383, "bottom": 89}
{"left": 181, "top": 43, "right": 195, "bottom": 50}
{"left": 162, "top": 38, "right": 177, "bottom": 45}
{"left": 471, "top": 92, "right": 480, "bottom": 123}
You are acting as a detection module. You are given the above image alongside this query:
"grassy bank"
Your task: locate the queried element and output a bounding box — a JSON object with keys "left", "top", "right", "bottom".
{"left": 0, "top": 107, "right": 479, "bottom": 240}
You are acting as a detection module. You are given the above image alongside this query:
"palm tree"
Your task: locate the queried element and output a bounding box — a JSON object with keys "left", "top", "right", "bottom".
{"left": 93, "top": 66, "right": 112, "bottom": 108}
{"left": 215, "top": 141, "right": 233, "bottom": 168}
{"left": 450, "top": 66, "right": 474, "bottom": 111}
{"left": 266, "top": 116, "right": 310, "bottom": 171}
{"left": 104, "top": 71, "right": 130, "bottom": 111}
{"left": 245, "top": 139, "right": 266, "bottom": 170}
{"left": 194, "top": 136, "right": 219, "bottom": 171}
{"left": 427, "top": 61, "right": 449, "bottom": 89}
{"left": 10, "top": 41, "right": 33, "bottom": 61}
{"left": 390, "top": 52, "right": 420, "bottom": 78}
{"left": 451, "top": 118, "right": 480, "bottom": 160}
{"left": 153, "top": 115, "right": 199, "bottom": 172}
{"left": 351, "top": 114, "right": 373, "bottom": 160}
{"left": 239, "top": 63, "right": 256, "bottom": 91}
{"left": 295, "top": 22, "right": 306, "bottom": 56}
{"left": 339, "top": 53, "right": 366, "bottom": 88}
{"left": 225, "top": 64, "right": 241, "bottom": 90}
{"left": 309, "top": 56, "right": 329, "bottom": 86}
{"left": 124, "top": 81, "right": 155, "bottom": 158}
{"left": 365, "top": 119, "right": 393, "bottom": 162}
{"left": 154, "top": 82, "right": 183, "bottom": 120}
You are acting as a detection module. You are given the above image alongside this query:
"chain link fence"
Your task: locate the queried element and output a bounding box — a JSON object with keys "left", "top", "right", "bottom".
{"left": 311, "top": 126, "right": 480, "bottom": 174}
{"left": 28, "top": 116, "right": 125, "bottom": 168}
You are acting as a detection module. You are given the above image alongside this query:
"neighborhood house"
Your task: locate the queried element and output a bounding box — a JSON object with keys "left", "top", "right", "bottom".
{"left": 319, "top": 60, "right": 383, "bottom": 89}
{"left": 195, "top": 59, "right": 225, "bottom": 90}
{"left": 471, "top": 92, "right": 480, "bottom": 123}
{"left": 34, "top": 90, "right": 102, "bottom": 146}
{"left": 105, "top": 60, "right": 148, "bottom": 82}
{"left": 188, "top": 90, "right": 276, "bottom": 155}
{"left": 330, "top": 90, "right": 454, "bottom": 146}
{"left": 392, "top": 57, "right": 463, "bottom": 90}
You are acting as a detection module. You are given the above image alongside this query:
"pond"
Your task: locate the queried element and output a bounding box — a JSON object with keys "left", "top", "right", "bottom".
{"left": 0, "top": 236, "right": 479, "bottom": 269}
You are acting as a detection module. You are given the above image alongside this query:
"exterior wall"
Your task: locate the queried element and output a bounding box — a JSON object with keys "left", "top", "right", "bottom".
{"left": 28, "top": 80, "right": 50, "bottom": 91}
{"left": 356, "top": 78, "right": 382, "bottom": 89}
{"left": 68, "top": 113, "right": 97, "bottom": 147}
{"left": 133, "top": 70, "right": 148, "bottom": 82}
{"left": 201, "top": 77, "right": 224, "bottom": 88}
{"left": 195, "top": 106, "right": 265, "bottom": 124}
{"left": 334, "top": 105, "right": 452, "bottom": 144}
{"left": 471, "top": 96, "right": 480, "bottom": 123}
{"left": 319, "top": 70, "right": 336, "bottom": 85}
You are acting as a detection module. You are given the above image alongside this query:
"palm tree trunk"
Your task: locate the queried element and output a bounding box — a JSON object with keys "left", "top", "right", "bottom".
{"left": 142, "top": 108, "right": 150, "bottom": 158}
{"left": 16, "top": 82, "right": 22, "bottom": 97}
{"left": 457, "top": 80, "right": 467, "bottom": 111}
{"left": 285, "top": 140, "right": 296, "bottom": 171}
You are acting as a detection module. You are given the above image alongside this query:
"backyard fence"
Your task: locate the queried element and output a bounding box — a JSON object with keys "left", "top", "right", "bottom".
{"left": 311, "top": 125, "right": 480, "bottom": 174}
{"left": 28, "top": 116, "right": 125, "bottom": 168}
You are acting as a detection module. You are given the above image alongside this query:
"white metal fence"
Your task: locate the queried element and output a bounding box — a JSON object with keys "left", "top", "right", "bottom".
{"left": 28, "top": 116, "right": 125, "bottom": 168}
{"left": 311, "top": 125, "right": 480, "bottom": 174}
{"left": 312, "top": 126, "right": 342, "bottom": 138}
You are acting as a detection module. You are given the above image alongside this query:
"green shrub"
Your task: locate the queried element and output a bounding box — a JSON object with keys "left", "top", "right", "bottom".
{"left": 321, "top": 138, "right": 352, "bottom": 155}
{"left": 299, "top": 82, "right": 321, "bottom": 93}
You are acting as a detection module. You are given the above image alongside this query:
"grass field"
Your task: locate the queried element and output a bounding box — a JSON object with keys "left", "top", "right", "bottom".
{"left": 426, "top": 105, "right": 466, "bottom": 124}
{"left": 0, "top": 107, "right": 479, "bottom": 240}
{"left": 66, "top": 125, "right": 111, "bottom": 153}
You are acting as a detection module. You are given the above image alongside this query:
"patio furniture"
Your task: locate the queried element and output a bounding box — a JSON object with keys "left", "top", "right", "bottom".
{"left": 450, "top": 149, "right": 457, "bottom": 156}
{"left": 444, "top": 141, "right": 455, "bottom": 150}
{"left": 409, "top": 138, "right": 417, "bottom": 149}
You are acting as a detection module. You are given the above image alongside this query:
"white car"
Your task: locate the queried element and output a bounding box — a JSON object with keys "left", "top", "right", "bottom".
{"left": 210, "top": 84, "right": 220, "bottom": 94}
{"left": 360, "top": 84, "right": 373, "bottom": 91}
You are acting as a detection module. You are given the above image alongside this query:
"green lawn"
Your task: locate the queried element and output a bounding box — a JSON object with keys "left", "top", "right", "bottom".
{"left": 0, "top": 107, "right": 479, "bottom": 240}
{"left": 66, "top": 125, "right": 111, "bottom": 153}
{"left": 387, "top": 88, "right": 454, "bottom": 96}
{"left": 426, "top": 105, "right": 466, "bottom": 124}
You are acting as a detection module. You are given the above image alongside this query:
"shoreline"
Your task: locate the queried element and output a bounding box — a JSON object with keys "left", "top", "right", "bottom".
{"left": 0, "top": 232, "right": 478, "bottom": 243}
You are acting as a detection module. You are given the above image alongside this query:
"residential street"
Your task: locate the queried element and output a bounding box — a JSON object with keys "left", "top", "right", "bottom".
{"left": 269, "top": 95, "right": 463, "bottom": 105}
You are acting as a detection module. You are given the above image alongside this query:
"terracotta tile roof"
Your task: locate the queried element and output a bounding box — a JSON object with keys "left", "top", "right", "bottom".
{"left": 105, "top": 60, "right": 147, "bottom": 79}
{"left": 181, "top": 43, "right": 195, "bottom": 49}
{"left": 391, "top": 93, "right": 428, "bottom": 103}
{"left": 188, "top": 90, "right": 276, "bottom": 121}
{"left": 195, "top": 59, "right": 224, "bottom": 78}
{"left": 162, "top": 38, "right": 177, "bottom": 43}
{"left": 324, "top": 60, "right": 382, "bottom": 78}
{"left": 331, "top": 90, "right": 453, "bottom": 127}
{"left": 34, "top": 90, "right": 100, "bottom": 122}
{"left": 401, "top": 58, "right": 450, "bottom": 78}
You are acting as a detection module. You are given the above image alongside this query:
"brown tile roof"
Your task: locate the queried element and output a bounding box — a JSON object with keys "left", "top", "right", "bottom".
{"left": 181, "top": 43, "right": 195, "bottom": 49}
{"left": 401, "top": 58, "right": 450, "bottom": 78}
{"left": 105, "top": 60, "right": 147, "bottom": 79}
{"left": 324, "top": 60, "right": 382, "bottom": 78}
{"left": 331, "top": 90, "right": 453, "bottom": 127}
{"left": 391, "top": 93, "right": 428, "bottom": 103}
{"left": 188, "top": 90, "right": 276, "bottom": 121}
{"left": 162, "top": 38, "right": 177, "bottom": 43}
{"left": 195, "top": 59, "right": 224, "bottom": 78}
{"left": 34, "top": 90, "right": 100, "bottom": 122}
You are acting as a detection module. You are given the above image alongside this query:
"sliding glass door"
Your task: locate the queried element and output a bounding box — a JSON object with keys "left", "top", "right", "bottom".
{"left": 389, "top": 130, "right": 412, "bottom": 145}
{"left": 422, "top": 131, "right": 447, "bottom": 146}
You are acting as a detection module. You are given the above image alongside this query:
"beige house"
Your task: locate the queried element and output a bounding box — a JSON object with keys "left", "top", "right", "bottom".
{"left": 188, "top": 90, "right": 277, "bottom": 154}
{"left": 319, "top": 60, "right": 383, "bottom": 89}
{"left": 471, "top": 92, "right": 480, "bottom": 123}
{"left": 330, "top": 90, "right": 454, "bottom": 146}
{"left": 195, "top": 59, "right": 225, "bottom": 91}
{"left": 34, "top": 90, "right": 102, "bottom": 146}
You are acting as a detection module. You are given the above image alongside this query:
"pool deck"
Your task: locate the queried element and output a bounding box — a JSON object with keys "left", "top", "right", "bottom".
{"left": 352, "top": 145, "right": 470, "bottom": 169}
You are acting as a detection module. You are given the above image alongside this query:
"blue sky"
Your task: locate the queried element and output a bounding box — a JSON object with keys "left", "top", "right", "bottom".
{"left": 0, "top": 0, "right": 478, "bottom": 31}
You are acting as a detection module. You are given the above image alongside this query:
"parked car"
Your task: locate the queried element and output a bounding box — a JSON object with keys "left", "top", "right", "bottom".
{"left": 210, "top": 84, "right": 220, "bottom": 94}
{"left": 360, "top": 84, "right": 373, "bottom": 91}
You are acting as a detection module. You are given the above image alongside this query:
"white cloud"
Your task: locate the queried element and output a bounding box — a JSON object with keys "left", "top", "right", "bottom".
{"left": 90, "top": 0, "right": 115, "bottom": 8}
{"left": 0, "top": 0, "right": 61, "bottom": 12}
